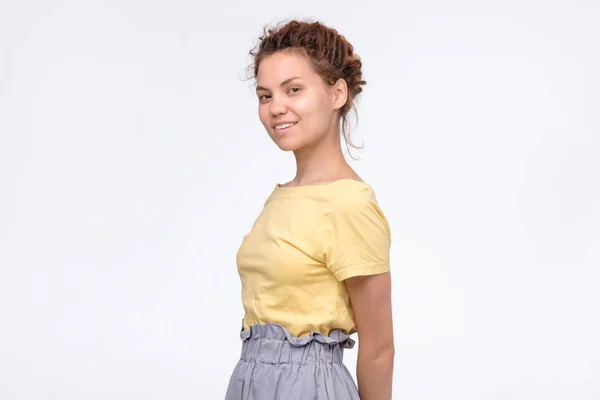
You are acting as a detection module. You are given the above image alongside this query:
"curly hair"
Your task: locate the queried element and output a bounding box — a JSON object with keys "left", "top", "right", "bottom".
{"left": 247, "top": 20, "right": 366, "bottom": 154}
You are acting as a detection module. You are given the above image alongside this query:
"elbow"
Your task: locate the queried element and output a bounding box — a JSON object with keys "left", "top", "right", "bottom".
{"left": 373, "top": 346, "right": 395, "bottom": 368}
{"left": 360, "top": 341, "right": 395, "bottom": 362}
{"left": 377, "top": 345, "right": 395, "bottom": 362}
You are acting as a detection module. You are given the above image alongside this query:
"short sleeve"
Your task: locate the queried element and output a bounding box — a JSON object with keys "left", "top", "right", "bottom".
{"left": 324, "top": 188, "right": 391, "bottom": 281}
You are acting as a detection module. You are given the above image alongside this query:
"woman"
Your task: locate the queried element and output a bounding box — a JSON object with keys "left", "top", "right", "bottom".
{"left": 225, "top": 20, "right": 394, "bottom": 400}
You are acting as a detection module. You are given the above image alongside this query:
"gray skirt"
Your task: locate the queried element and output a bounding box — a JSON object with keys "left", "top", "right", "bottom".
{"left": 225, "top": 322, "right": 360, "bottom": 399}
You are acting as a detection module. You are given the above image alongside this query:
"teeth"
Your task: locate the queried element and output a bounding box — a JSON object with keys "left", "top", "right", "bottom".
{"left": 275, "top": 122, "right": 296, "bottom": 129}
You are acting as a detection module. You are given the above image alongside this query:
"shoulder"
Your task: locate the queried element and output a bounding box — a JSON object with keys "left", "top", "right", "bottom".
{"left": 322, "top": 180, "right": 392, "bottom": 278}
{"left": 323, "top": 179, "right": 381, "bottom": 210}
{"left": 322, "top": 180, "right": 390, "bottom": 232}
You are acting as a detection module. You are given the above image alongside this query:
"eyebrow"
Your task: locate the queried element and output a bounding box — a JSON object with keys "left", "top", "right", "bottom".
{"left": 256, "top": 76, "right": 302, "bottom": 92}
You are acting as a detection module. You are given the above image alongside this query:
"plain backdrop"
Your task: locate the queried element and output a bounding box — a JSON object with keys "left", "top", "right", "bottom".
{"left": 1, "top": 0, "right": 599, "bottom": 399}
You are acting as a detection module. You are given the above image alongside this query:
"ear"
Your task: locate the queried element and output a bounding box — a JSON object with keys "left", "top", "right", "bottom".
{"left": 332, "top": 78, "right": 348, "bottom": 111}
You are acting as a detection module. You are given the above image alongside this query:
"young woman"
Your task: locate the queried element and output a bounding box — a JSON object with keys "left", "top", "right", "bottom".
{"left": 225, "top": 20, "right": 394, "bottom": 400}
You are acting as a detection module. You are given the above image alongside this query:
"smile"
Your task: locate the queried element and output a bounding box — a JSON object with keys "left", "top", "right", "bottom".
{"left": 274, "top": 122, "right": 297, "bottom": 134}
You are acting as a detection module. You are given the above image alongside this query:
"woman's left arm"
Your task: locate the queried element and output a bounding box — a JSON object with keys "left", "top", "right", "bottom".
{"left": 345, "top": 271, "right": 395, "bottom": 400}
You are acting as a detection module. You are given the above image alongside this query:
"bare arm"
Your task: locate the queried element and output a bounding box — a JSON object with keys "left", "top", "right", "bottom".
{"left": 345, "top": 271, "right": 395, "bottom": 400}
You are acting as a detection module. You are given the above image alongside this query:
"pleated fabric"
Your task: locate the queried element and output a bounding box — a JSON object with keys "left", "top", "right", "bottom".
{"left": 225, "top": 323, "right": 360, "bottom": 400}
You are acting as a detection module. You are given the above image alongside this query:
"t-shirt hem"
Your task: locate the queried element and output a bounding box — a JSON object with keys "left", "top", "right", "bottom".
{"left": 334, "top": 262, "right": 390, "bottom": 281}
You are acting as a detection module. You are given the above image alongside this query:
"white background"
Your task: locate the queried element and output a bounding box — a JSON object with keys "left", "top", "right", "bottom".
{"left": 1, "top": 0, "right": 599, "bottom": 399}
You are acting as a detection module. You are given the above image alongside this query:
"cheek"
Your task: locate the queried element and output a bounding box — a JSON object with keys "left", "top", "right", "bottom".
{"left": 294, "top": 95, "right": 324, "bottom": 120}
{"left": 258, "top": 106, "right": 270, "bottom": 128}
{"left": 295, "top": 95, "right": 331, "bottom": 128}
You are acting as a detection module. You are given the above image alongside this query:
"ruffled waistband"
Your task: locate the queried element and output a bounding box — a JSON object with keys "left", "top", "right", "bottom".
{"left": 238, "top": 321, "right": 355, "bottom": 365}
{"left": 239, "top": 320, "right": 356, "bottom": 349}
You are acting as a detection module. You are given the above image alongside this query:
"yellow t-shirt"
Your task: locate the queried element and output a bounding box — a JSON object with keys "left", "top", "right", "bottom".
{"left": 236, "top": 179, "right": 391, "bottom": 338}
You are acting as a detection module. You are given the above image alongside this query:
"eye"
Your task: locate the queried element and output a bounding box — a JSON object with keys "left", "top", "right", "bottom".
{"left": 258, "top": 94, "right": 271, "bottom": 102}
{"left": 288, "top": 87, "right": 301, "bottom": 94}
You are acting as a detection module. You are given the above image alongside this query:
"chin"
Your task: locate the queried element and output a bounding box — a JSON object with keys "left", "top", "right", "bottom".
{"left": 274, "top": 140, "right": 301, "bottom": 152}
{"left": 271, "top": 135, "right": 305, "bottom": 152}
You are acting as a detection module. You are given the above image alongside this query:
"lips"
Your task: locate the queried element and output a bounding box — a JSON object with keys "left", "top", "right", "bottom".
{"left": 273, "top": 121, "right": 297, "bottom": 135}
{"left": 274, "top": 122, "right": 297, "bottom": 129}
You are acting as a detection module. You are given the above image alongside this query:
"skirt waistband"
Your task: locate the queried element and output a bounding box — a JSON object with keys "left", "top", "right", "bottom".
{"left": 239, "top": 322, "right": 355, "bottom": 365}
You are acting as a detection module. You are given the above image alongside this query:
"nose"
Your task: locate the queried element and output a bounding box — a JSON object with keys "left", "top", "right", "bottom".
{"left": 269, "top": 94, "right": 287, "bottom": 116}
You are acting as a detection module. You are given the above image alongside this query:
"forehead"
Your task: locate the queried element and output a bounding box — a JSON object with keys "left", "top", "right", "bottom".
{"left": 256, "top": 50, "right": 318, "bottom": 87}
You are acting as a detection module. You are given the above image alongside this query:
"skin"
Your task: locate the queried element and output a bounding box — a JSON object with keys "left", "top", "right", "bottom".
{"left": 255, "top": 49, "right": 395, "bottom": 400}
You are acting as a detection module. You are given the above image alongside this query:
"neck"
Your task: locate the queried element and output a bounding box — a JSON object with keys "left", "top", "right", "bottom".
{"left": 290, "top": 128, "right": 351, "bottom": 186}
